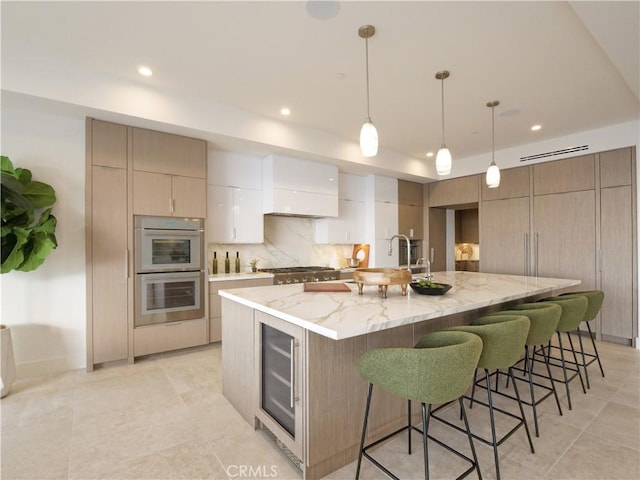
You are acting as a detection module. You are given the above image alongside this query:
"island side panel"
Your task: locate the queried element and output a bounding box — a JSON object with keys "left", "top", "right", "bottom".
{"left": 304, "top": 324, "right": 414, "bottom": 480}
{"left": 221, "top": 298, "right": 256, "bottom": 426}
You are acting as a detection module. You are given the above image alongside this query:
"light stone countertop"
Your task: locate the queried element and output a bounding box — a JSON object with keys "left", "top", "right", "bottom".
{"left": 209, "top": 272, "right": 274, "bottom": 282}
{"left": 218, "top": 271, "right": 580, "bottom": 340}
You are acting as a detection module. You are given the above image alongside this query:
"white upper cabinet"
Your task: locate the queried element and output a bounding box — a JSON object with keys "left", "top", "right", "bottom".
{"left": 207, "top": 151, "right": 264, "bottom": 244}
{"left": 315, "top": 173, "right": 366, "bottom": 244}
{"left": 262, "top": 154, "right": 338, "bottom": 217}
{"left": 207, "top": 185, "right": 263, "bottom": 244}
{"left": 208, "top": 151, "right": 262, "bottom": 189}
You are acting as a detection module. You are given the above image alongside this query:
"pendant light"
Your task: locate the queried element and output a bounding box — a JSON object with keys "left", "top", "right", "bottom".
{"left": 486, "top": 100, "right": 501, "bottom": 188}
{"left": 435, "top": 70, "right": 452, "bottom": 175}
{"left": 358, "top": 25, "right": 378, "bottom": 157}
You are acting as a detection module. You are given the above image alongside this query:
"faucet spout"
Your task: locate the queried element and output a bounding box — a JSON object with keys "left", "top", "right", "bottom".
{"left": 416, "top": 257, "right": 432, "bottom": 279}
{"left": 388, "top": 234, "right": 412, "bottom": 272}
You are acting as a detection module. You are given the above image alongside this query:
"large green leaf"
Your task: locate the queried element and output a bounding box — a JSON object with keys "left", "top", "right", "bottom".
{"left": 22, "top": 181, "right": 56, "bottom": 208}
{"left": 18, "top": 230, "right": 57, "bottom": 272}
{"left": 1, "top": 227, "right": 28, "bottom": 273}
{"left": 0, "top": 156, "right": 15, "bottom": 174}
{"left": 1, "top": 172, "right": 31, "bottom": 211}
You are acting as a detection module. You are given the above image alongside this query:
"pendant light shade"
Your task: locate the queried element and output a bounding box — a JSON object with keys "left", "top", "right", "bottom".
{"left": 360, "top": 120, "right": 378, "bottom": 157}
{"left": 486, "top": 100, "right": 501, "bottom": 189}
{"left": 435, "top": 70, "right": 452, "bottom": 175}
{"left": 359, "top": 25, "right": 378, "bottom": 157}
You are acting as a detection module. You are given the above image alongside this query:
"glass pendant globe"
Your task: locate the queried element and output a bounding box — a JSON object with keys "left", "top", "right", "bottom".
{"left": 360, "top": 121, "right": 378, "bottom": 157}
{"left": 435, "top": 147, "right": 452, "bottom": 175}
{"left": 486, "top": 163, "right": 501, "bottom": 188}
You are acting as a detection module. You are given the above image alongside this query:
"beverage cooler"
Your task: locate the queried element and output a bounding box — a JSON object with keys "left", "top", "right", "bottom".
{"left": 254, "top": 311, "right": 305, "bottom": 466}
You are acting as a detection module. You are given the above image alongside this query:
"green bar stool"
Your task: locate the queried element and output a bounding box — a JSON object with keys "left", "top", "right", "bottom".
{"left": 356, "top": 331, "right": 483, "bottom": 480}
{"left": 538, "top": 295, "right": 589, "bottom": 410}
{"left": 430, "top": 315, "right": 534, "bottom": 480}
{"left": 559, "top": 290, "right": 606, "bottom": 388}
{"left": 484, "top": 302, "right": 564, "bottom": 437}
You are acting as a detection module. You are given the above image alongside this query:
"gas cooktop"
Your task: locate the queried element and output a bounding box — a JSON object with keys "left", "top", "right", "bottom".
{"left": 258, "top": 266, "right": 339, "bottom": 284}
{"left": 258, "top": 266, "right": 336, "bottom": 274}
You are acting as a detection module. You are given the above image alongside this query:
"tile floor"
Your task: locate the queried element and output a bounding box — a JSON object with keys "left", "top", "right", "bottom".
{"left": 1, "top": 339, "right": 639, "bottom": 479}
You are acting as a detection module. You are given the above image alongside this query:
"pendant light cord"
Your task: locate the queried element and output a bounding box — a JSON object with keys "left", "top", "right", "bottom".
{"left": 365, "top": 37, "right": 371, "bottom": 121}
{"left": 440, "top": 77, "right": 446, "bottom": 145}
{"left": 491, "top": 104, "right": 495, "bottom": 163}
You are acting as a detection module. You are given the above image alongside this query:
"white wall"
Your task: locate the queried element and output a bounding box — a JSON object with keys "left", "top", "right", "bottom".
{"left": 1, "top": 95, "right": 87, "bottom": 376}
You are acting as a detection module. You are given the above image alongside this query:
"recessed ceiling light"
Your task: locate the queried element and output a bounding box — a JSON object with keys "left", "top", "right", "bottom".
{"left": 426, "top": 152, "right": 434, "bottom": 157}
{"left": 280, "top": 107, "right": 291, "bottom": 116}
{"left": 336, "top": 73, "right": 346, "bottom": 80}
{"left": 138, "top": 66, "right": 153, "bottom": 77}
{"left": 531, "top": 124, "right": 542, "bottom": 131}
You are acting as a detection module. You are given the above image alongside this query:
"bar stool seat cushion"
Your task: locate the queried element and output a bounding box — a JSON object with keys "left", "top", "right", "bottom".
{"left": 443, "top": 315, "right": 530, "bottom": 370}
{"left": 486, "top": 303, "right": 561, "bottom": 346}
{"left": 359, "top": 331, "right": 483, "bottom": 405}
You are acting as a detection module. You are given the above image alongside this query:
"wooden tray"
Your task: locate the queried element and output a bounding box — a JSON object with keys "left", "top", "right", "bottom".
{"left": 303, "top": 282, "right": 351, "bottom": 292}
{"left": 353, "top": 268, "right": 412, "bottom": 298}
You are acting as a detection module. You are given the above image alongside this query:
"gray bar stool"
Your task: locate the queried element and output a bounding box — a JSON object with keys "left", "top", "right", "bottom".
{"left": 356, "top": 330, "right": 483, "bottom": 480}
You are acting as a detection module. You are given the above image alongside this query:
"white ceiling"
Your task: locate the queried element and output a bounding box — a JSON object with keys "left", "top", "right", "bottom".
{"left": 2, "top": 1, "right": 639, "bottom": 179}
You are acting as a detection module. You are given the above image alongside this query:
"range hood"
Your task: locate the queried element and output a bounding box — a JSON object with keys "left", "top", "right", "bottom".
{"left": 262, "top": 154, "right": 338, "bottom": 218}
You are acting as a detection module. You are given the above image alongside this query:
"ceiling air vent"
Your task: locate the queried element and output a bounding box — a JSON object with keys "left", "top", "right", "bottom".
{"left": 520, "top": 144, "right": 589, "bottom": 162}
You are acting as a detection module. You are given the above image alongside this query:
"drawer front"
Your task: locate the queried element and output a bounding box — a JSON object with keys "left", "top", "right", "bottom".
{"left": 134, "top": 318, "right": 207, "bottom": 356}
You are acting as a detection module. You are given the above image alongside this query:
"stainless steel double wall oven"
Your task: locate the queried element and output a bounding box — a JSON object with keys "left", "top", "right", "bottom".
{"left": 134, "top": 216, "right": 205, "bottom": 327}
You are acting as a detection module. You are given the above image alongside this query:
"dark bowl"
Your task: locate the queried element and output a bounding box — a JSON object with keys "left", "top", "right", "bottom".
{"left": 409, "top": 281, "right": 452, "bottom": 296}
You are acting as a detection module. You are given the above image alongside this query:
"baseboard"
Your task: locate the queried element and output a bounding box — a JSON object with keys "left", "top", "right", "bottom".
{"left": 16, "top": 354, "right": 84, "bottom": 379}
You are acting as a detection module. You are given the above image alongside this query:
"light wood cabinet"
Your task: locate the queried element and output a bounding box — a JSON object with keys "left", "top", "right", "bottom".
{"left": 481, "top": 166, "right": 530, "bottom": 201}
{"left": 533, "top": 190, "right": 597, "bottom": 289}
{"left": 209, "top": 277, "right": 273, "bottom": 342}
{"left": 133, "top": 318, "right": 208, "bottom": 356}
{"left": 398, "top": 179, "right": 424, "bottom": 240}
{"left": 532, "top": 154, "right": 595, "bottom": 195}
{"left": 86, "top": 119, "right": 129, "bottom": 369}
{"left": 477, "top": 148, "right": 636, "bottom": 344}
{"left": 428, "top": 174, "right": 479, "bottom": 207}
{"left": 600, "top": 185, "right": 635, "bottom": 339}
{"left": 398, "top": 204, "right": 423, "bottom": 239}
{"left": 90, "top": 120, "right": 127, "bottom": 168}
{"left": 89, "top": 166, "right": 129, "bottom": 364}
{"left": 87, "top": 118, "right": 209, "bottom": 369}
{"left": 398, "top": 179, "right": 423, "bottom": 205}
{"left": 428, "top": 207, "right": 447, "bottom": 272}
{"left": 480, "top": 197, "right": 530, "bottom": 275}
{"left": 133, "top": 171, "right": 206, "bottom": 218}
{"left": 132, "top": 127, "right": 206, "bottom": 178}
{"left": 600, "top": 147, "right": 633, "bottom": 187}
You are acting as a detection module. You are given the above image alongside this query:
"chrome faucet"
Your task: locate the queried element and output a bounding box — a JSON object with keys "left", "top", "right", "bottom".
{"left": 388, "top": 234, "right": 412, "bottom": 272}
{"left": 416, "top": 257, "right": 432, "bottom": 279}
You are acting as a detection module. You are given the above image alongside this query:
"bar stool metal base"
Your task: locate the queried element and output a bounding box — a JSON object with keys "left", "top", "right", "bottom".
{"left": 430, "top": 367, "right": 535, "bottom": 480}
{"left": 356, "top": 383, "right": 482, "bottom": 480}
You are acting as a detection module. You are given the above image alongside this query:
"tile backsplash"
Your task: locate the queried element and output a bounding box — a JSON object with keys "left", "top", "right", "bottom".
{"left": 208, "top": 215, "right": 354, "bottom": 272}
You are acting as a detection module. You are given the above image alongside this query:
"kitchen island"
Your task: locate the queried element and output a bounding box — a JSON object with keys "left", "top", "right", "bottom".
{"left": 219, "top": 271, "right": 580, "bottom": 479}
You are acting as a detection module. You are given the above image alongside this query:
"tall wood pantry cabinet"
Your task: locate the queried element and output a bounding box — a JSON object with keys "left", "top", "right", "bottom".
{"left": 85, "top": 118, "right": 208, "bottom": 370}
{"left": 479, "top": 148, "right": 637, "bottom": 345}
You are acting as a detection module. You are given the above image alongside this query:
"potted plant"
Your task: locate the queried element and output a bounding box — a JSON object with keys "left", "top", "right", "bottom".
{"left": 1, "top": 155, "right": 57, "bottom": 273}
{"left": 250, "top": 258, "right": 259, "bottom": 272}
{"left": 1, "top": 155, "right": 58, "bottom": 397}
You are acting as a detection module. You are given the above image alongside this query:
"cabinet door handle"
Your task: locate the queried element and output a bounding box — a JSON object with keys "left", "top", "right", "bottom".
{"left": 125, "top": 249, "right": 129, "bottom": 279}
{"left": 524, "top": 233, "right": 528, "bottom": 276}
{"left": 533, "top": 232, "right": 538, "bottom": 277}
{"left": 290, "top": 339, "right": 299, "bottom": 408}
{"left": 169, "top": 197, "right": 174, "bottom": 213}
{"left": 232, "top": 227, "right": 236, "bottom": 241}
